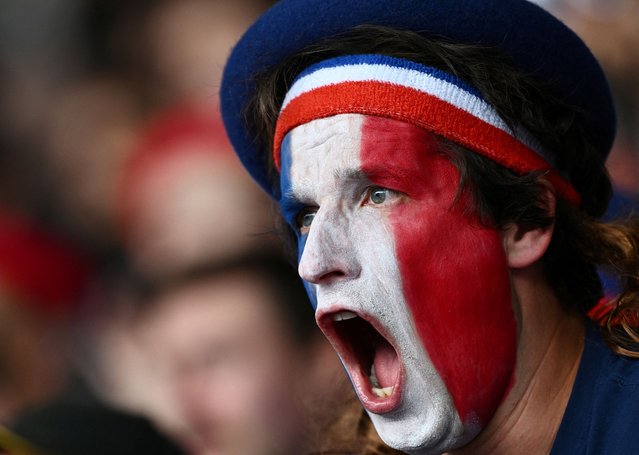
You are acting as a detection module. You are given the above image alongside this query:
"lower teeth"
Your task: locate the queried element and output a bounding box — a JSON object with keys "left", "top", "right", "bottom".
{"left": 372, "top": 386, "right": 394, "bottom": 398}
{"left": 369, "top": 365, "right": 393, "bottom": 398}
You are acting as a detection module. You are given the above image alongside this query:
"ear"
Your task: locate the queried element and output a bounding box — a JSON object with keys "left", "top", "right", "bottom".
{"left": 502, "top": 187, "right": 556, "bottom": 269}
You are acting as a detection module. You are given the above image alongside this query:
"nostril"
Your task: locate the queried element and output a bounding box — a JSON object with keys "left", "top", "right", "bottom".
{"left": 299, "top": 260, "right": 356, "bottom": 284}
{"left": 318, "top": 269, "right": 347, "bottom": 284}
{"left": 299, "top": 265, "right": 341, "bottom": 284}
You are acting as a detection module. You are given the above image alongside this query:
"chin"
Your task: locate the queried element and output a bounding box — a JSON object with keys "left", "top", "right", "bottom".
{"left": 366, "top": 362, "right": 477, "bottom": 455}
{"left": 373, "top": 417, "right": 478, "bottom": 454}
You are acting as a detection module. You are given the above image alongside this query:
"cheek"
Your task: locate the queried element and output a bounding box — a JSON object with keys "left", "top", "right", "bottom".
{"left": 392, "top": 201, "right": 516, "bottom": 426}
{"left": 361, "top": 117, "right": 516, "bottom": 427}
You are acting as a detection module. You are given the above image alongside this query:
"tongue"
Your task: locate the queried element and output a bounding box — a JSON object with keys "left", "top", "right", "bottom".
{"left": 373, "top": 342, "right": 399, "bottom": 388}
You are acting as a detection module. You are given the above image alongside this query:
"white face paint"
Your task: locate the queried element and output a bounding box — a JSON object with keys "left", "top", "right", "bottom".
{"left": 280, "top": 114, "right": 470, "bottom": 453}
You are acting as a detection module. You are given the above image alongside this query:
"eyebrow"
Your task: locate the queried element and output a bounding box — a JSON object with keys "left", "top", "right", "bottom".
{"left": 333, "top": 168, "right": 371, "bottom": 184}
{"left": 335, "top": 163, "right": 416, "bottom": 194}
{"left": 280, "top": 186, "right": 310, "bottom": 207}
{"left": 279, "top": 166, "right": 381, "bottom": 221}
{"left": 279, "top": 189, "right": 307, "bottom": 225}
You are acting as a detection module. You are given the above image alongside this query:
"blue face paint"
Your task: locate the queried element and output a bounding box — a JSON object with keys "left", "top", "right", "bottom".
{"left": 297, "top": 234, "right": 318, "bottom": 310}
{"left": 278, "top": 133, "right": 318, "bottom": 309}
{"left": 278, "top": 134, "right": 303, "bottom": 228}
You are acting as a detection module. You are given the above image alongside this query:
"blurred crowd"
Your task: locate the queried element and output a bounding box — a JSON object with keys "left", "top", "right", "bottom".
{"left": 540, "top": 0, "right": 639, "bottom": 207}
{"left": 0, "top": 0, "right": 636, "bottom": 454}
{"left": 0, "top": 1, "right": 353, "bottom": 454}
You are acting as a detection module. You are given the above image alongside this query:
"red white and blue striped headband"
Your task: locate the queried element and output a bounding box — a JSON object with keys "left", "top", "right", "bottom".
{"left": 273, "top": 54, "right": 580, "bottom": 205}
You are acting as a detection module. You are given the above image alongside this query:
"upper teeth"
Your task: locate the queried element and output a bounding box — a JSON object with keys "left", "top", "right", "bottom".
{"left": 333, "top": 311, "right": 358, "bottom": 321}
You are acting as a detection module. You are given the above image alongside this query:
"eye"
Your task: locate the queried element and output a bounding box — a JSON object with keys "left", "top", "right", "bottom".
{"left": 295, "top": 208, "right": 317, "bottom": 234}
{"left": 364, "top": 186, "right": 400, "bottom": 206}
{"left": 369, "top": 188, "right": 388, "bottom": 204}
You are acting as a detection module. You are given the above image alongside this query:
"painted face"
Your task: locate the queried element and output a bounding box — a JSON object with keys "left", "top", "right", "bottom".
{"left": 279, "top": 114, "right": 517, "bottom": 453}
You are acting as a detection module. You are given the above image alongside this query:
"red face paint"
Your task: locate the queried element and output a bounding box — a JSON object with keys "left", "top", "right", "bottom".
{"left": 360, "top": 116, "right": 516, "bottom": 426}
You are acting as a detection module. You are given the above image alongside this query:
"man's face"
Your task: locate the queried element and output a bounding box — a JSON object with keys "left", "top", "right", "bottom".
{"left": 143, "top": 274, "right": 304, "bottom": 455}
{"left": 279, "top": 114, "right": 517, "bottom": 453}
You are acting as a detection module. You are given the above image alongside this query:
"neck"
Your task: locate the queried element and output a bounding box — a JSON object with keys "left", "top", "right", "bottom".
{"left": 448, "top": 265, "right": 586, "bottom": 455}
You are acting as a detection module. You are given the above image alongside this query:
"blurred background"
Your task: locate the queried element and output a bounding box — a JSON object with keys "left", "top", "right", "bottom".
{"left": 0, "top": 0, "right": 636, "bottom": 454}
{"left": 0, "top": 1, "right": 352, "bottom": 454}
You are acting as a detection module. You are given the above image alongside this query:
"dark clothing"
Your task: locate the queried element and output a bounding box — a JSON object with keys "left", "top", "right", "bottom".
{"left": 2, "top": 376, "right": 184, "bottom": 455}
{"left": 551, "top": 322, "right": 639, "bottom": 454}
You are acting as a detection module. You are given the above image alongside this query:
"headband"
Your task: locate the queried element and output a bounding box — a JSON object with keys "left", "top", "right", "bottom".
{"left": 273, "top": 55, "right": 580, "bottom": 205}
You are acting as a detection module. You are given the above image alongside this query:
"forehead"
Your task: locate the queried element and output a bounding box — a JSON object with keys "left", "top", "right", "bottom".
{"left": 282, "top": 114, "right": 438, "bottom": 195}
{"left": 283, "top": 114, "right": 364, "bottom": 192}
{"left": 281, "top": 114, "right": 448, "bottom": 199}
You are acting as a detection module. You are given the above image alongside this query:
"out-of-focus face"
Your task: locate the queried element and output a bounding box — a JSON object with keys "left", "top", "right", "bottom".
{"left": 146, "top": 0, "right": 266, "bottom": 101}
{"left": 279, "top": 114, "right": 517, "bottom": 453}
{"left": 144, "top": 273, "right": 304, "bottom": 455}
{"left": 125, "top": 145, "right": 274, "bottom": 277}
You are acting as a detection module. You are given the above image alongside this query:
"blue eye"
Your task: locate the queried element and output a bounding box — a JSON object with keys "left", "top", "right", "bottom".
{"left": 295, "top": 209, "right": 316, "bottom": 233}
{"left": 370, "top": 188, "right": 388, "bottom": 204}
{"left": 301, "top": 212, "right": 315, "bottom": 227}
{"left": 363, "top": 186, "right": 402, "bottom": 207}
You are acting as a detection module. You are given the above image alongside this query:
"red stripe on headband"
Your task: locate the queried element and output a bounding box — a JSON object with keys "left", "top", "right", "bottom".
{"left": 274, "top": 81, "right": 580, "bottom": 205}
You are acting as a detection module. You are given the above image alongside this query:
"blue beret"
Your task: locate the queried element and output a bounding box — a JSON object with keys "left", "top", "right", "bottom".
{"left": 221, "top": 0, "right": 615, "bottom": 198}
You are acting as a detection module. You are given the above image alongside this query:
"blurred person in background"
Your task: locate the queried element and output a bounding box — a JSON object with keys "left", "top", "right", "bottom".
{"left": 137, "top": 252, "right": 349, "bottom": 455}
{"left": 42, "top": 75, "right": 144, "bottom": 254}
{"left": 0, "top": 378, "right": 184, "bottom": 455}
{"left": 0, "top": 214, "right": 184, "bottom": 455}
{"left": 81, "top": 0, "right": 275, "bottom": 110}
{"left": 0, "top": 212, "right": 92, "bottom": 423}
{"left": 141, "top": 0, "right": 274, "bottom": 107}
{"left": 116, "top": 104, "right": 276, "bottom": 279}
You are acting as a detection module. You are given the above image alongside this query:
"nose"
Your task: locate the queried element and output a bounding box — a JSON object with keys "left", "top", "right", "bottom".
{"left": 298, "top": 209, "right": 361, "bottom": 285}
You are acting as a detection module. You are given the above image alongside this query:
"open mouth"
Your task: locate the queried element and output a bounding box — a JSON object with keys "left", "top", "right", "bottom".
{"left": 317, "top": 309, "right": 403, "bottom": 414}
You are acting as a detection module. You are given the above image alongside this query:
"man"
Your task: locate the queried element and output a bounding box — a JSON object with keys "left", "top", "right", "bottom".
{"left": 117, "top": 104, "right": 275, "bottom": 278}
{"left": 137, "top": 252, "right": 347, "bottom": 455}
{"left": 0, "top": 214, "right": 184, "bottom": 455}
{"left": 220, "top": 1, "right": 639, "bottom": 454}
